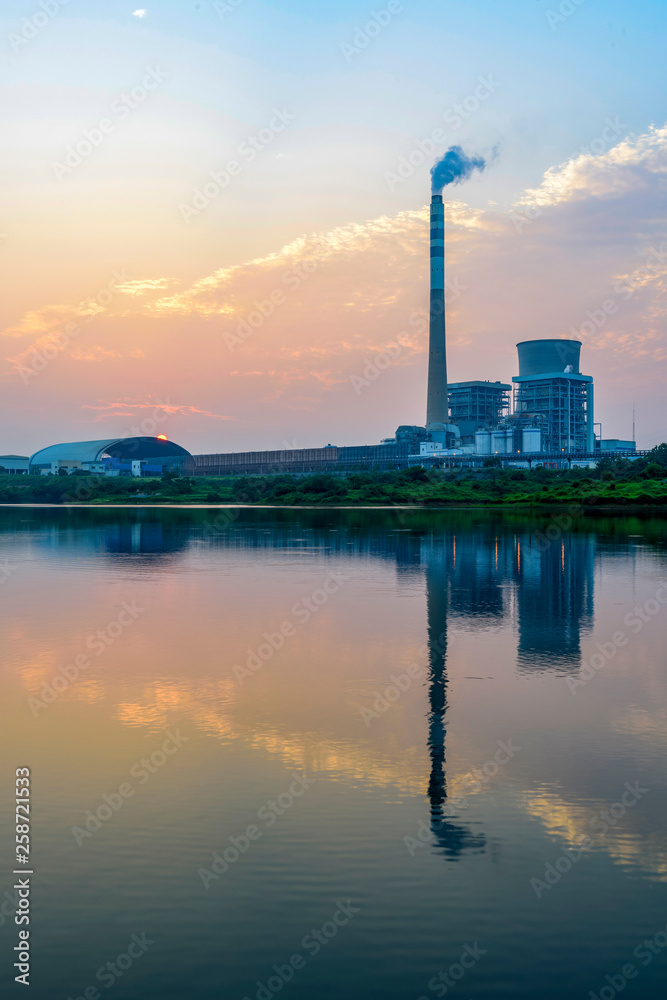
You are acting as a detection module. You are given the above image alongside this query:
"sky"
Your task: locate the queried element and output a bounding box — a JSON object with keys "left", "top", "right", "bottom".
{"left": 1, "top": 0, "right": 666, "bottom": 454}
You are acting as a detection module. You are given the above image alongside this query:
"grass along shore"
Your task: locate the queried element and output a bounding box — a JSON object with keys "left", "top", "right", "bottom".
{"left": 2, "top": 446, "right": 667, "bottom": 507}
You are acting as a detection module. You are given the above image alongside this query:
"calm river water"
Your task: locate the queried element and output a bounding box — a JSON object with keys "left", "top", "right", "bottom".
{"left": 1, "top": 507, "right": 667, "bottom": 999}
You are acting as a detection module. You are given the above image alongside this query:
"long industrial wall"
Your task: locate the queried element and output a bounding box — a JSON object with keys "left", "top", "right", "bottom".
{"left": 188, "top": 443, "right": 414, "bottom": 476}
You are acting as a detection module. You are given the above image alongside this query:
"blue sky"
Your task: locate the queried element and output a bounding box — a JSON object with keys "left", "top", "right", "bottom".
{"left": 5, "top": 0, "right": 666, "bottom": 210}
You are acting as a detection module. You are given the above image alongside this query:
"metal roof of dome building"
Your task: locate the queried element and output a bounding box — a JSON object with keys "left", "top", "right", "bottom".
{"left": 29, "top": 437, "right": 191, "bottom": 469}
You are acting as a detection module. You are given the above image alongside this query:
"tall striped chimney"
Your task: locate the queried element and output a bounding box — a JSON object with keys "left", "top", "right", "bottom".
{"left": 426, "top": 193, "right": 447, "bottom": 429}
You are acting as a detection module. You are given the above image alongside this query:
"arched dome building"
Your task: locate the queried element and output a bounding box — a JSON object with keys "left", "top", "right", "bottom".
{"left": 29, "top": 437, "right": 191, "bottom": 476}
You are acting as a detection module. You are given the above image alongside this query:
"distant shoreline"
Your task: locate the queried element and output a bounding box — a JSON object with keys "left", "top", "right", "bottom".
{"left": 2, "top": 458, "right": 666, "bottom": 509}
{"left": 1, "top": 501, "right": 667, "bottom": 511}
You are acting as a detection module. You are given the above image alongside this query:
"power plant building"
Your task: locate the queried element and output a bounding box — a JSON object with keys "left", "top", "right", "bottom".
{"left": 447, "top": 381, "right": 511, "bottom": 440}
{"left": 512, "top": 339, "right": 594, "bottom": 454}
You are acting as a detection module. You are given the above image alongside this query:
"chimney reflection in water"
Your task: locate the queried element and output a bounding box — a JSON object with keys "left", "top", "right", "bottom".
{"left": 424, "top": 540, "right": 486, "bottom": 858}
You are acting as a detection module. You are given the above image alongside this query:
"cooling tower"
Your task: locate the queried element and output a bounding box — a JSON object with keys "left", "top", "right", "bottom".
{"left": 513, "top": 339, "right": 594, "bottom": 453}
{"left": 516, "top": 339, "right": 582, "bottom": 376}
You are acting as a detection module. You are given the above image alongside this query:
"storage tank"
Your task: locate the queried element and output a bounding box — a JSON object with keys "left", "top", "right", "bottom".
{"left": 522, "top": 428, "right": 542, "bottom": 453}
{"left": 475, "top": 430, "right": 491, "bottom": 455}
{"left": 491, "top": 430, "right": 507, "bottom": 454}
{"left": 516, "top": 339, "right": 581, "bottom": 376}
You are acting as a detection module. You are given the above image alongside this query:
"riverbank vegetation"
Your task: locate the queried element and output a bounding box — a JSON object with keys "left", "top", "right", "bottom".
{"left": 2, "top": 445, "right": 666, "bottom": 507}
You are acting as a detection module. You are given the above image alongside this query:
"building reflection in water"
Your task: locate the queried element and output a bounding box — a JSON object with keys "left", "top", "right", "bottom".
{"left": 85, "top": 510, "right": 594, "bottom": 859}
{"left": 101, "top": 521, "right": 192, "bottom": 557}
{"left": 515, "top": 533, "right": 595, "bottom": 672}
{"left": 3, "top": 508, "right": 597, "bottom": 857}
{"left": 414, "top": 524, "right": 596, "bottom": 857}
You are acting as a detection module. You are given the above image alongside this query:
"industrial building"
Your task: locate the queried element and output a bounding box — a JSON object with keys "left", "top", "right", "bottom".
{"left": 416, "top": 336, "right": 603, "bottom": 466}
{"left": 410, "top": 186, "right": 634, "bottom": 466}
{"left": 28, "top": 437, "right": 191, "bottom": 476}
{"left": 595, "top": 439, "right": 637, "bottom": 454}
{"left": 512, "top": 339, "right": 594, "bottom": 453}
{"left": 0, "top": 455, "right": 29, "bottom": 474}
{"left": 448, "top": 382, "right": 511, "bottom": 440}
{"left": 189, "top": 427, "right": 426, "bottom": 476}
{"left": 185, "top": 330, "right": 635, "bottom": 476}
